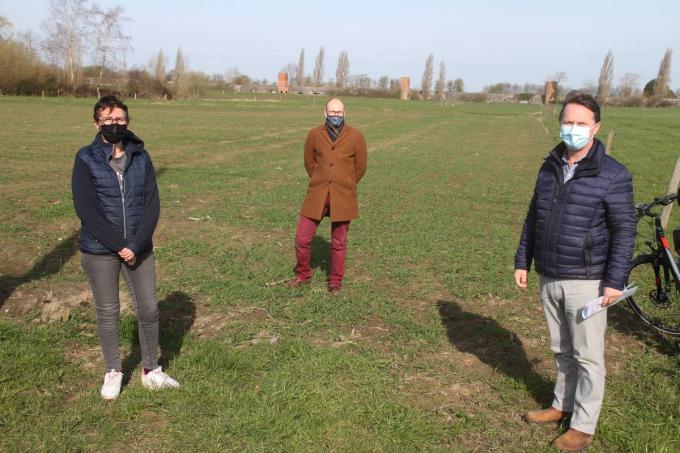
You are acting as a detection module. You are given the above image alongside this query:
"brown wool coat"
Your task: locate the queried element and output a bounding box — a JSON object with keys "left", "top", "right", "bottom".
{"left": 300, "top": 123, "right": 368, "bottom": 222}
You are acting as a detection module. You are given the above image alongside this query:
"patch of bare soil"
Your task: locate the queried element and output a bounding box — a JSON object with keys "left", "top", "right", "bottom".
{"left": 193, "top": 306, "right": 273, "bottom": 339}
{"left": 301, "top": 313, "right": 396, "bottom": 353}
{"left": 2, "top": 282, "right": 137, "bottom": 323}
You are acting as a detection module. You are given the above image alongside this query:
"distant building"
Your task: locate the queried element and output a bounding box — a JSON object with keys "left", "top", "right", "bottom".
{"left": 485, "top": 93, "right": 515, "bottom": 103}
{"left": 277, "top": 72, "right": 289, "bottom": 94}
{"left": 544, "top": 81, "right": 557, "bottom": 104}
{"left": 400, "top": 77, "right": 410, "bottom": 100}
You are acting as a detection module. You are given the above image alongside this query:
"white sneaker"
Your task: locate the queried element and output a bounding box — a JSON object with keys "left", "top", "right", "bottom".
{"left": 141, "top": 367, "right": 180, "bottom": 390}
{"left": 100, "top": 369, "right": 123, "bottom": 400}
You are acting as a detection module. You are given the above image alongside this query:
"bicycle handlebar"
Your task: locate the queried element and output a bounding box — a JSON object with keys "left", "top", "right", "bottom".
{"left": 635, "top": 188, "right": 680, "bottom": 219}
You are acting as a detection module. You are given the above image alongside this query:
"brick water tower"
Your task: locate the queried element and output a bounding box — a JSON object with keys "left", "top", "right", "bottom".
{"left": 544, "top": 80, "right": 557, "bottom": 104}
{"left": 277, "top": 72, "right": 289, "bottom": 94}
{"left": 400, "top": 77, "right": 410, "bottom": 100}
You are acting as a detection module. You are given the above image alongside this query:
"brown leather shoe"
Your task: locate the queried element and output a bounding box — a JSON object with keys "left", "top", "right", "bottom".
{"left": 524, "top": 407, "right": 570, "bottom": 424}
{"left": 553, "top": 429, "right": 593, "bottom": 452}
{"left": 285, "top": 278, "right": 310, "bottom": 288}
{"left": 328, "top": 285, "right": 341, "bottom": 296}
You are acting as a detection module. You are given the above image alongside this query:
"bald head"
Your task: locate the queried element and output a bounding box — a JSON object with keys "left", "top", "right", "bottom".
{"left": 325, "top": 98, "right": 345, "bottom": 118}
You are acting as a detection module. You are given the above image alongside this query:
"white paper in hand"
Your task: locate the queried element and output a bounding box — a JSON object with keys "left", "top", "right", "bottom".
{"left": 581, "top": 286, "right": 639, "bottom": 320}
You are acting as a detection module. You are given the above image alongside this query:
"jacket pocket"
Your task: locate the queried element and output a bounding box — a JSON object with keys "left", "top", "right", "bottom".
{"left": 583, "top": 232, "right": 593, "bottom": 279}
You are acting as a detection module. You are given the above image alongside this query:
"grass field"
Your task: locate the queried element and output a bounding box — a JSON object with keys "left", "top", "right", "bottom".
{"left": 1, "top": 94, "right": 680, "bottom": 452}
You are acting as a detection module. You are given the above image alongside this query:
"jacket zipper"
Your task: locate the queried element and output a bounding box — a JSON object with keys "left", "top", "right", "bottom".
{"left": 120, "top": 172, "right": 126, "bottom": 239}
{"left": 113, "top": 144, "right": 127, "bottom": 239}
{"left": 543, "top": 156, "right": 595, "bottom": 276}
{"left": 583, "top": 232, "right": 593, "bottom": 279}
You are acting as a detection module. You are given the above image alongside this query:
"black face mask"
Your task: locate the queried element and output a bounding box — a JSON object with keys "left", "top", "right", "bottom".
{"left": 100, "top": 124, "right": 128, "bottom": 143}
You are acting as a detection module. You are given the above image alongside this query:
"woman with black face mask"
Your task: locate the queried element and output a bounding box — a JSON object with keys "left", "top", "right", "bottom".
{"left": 71, "top": 95, "right": 180, "bottom": 400}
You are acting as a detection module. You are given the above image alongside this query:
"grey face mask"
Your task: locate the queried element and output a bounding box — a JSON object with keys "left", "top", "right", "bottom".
{"left": 327, "top": 116, "right": 344, "bottom": 128}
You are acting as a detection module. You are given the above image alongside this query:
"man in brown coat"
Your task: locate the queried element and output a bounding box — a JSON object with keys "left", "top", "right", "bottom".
{"left": 288, "top": 98, "right": 368, "bottom": 295}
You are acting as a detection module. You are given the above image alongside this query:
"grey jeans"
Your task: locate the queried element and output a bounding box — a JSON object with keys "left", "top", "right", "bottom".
{"left": 539, "top": 275, "right": 606, "bottom": 435}
{"left": 81, "top": 251, "right": 159, "bottom": 372}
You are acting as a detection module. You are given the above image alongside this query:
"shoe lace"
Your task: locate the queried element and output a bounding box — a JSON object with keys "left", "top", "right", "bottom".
{"left": 105, "top": 369, "right": 122, "bottom": 379}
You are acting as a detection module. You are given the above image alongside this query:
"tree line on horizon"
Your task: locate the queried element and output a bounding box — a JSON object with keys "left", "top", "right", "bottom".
{"left": 0, "top": 1, "right": 676, "bottom": 106}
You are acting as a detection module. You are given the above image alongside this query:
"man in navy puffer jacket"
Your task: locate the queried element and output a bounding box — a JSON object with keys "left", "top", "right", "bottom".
{"left": 514, "top": 92, "right": 635, "bottom": 451}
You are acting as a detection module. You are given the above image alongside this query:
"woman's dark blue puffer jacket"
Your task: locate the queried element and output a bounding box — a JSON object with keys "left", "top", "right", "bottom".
{"left": 72, "top": 131, "right": 159, "bottom": 255}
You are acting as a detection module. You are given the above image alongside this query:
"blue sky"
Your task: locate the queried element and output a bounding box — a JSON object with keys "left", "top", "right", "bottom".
{"left": 3, "top": 0, "right": 679, "bottom": 91}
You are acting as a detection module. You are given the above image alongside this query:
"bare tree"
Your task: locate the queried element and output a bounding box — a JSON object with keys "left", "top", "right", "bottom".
{"left": 654, "top": 48, "right": 673, "bottom": 98}
{"left": 349, "top": 73, "right": 371, "bottom": 94}
{"left": 90, "top": 5, "right": 131, "bottom": 97}
{"left": 435, "top": 61, "right": 446, "bottom": 101}
{"left": 313, "top": 46, "right": 325, "bottom": 87}
{"left": 224, "top": 66, "right": 241, "bottom": 84}
{"left": 421, "top": 53, "right": 434, "bottom": 99}
{"left": 581, "top": 79, "right": 597, "bottom": 97}
{"left": 42, "top": 0, "right": 91, "bottom": 90}
{"left": 0, "top": 15, "right": 12, "bottom": 40}
{"left": 296, "top": 48, "right": 304, "bottom": 89}
{"left": 17, "top": 31, "right": 38, "bottom": 56}
{"left": 378, "top": 75, "right": 389, "bottom": 91}
{"left": 335, "top": 50, "right": 350, "bottom": 88}
{"left": 173, "top": 47, "right": 188, "bottom": 98}
{"left": 453, "top": 78, "right": 464, "bottom": 93}
{"left": 597, "top": 50, "right": 614, "bottom": 105}
{"left": 618, "top": 73, "right": 640, "bottom": 97}
{"left": 150, "top": 49, "right": 166, "bottom": 84}
{"left": 550, "top": 71, "right": 567, "bottom": 84}
{"left": 549, "top": 71, "right": 568, "bottom": 96}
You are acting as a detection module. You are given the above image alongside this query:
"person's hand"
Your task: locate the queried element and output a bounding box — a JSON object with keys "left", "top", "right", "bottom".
{"left": 514, "top": 269, "right": 528, "bottom": 288}
{"left": 118, "top": 247, "right": 135, "bottom": 262}
{"left": 601, "top": 287, "right": 623, "bottom": 307}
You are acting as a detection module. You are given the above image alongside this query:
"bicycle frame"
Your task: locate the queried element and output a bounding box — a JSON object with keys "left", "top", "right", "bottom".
{"left": 648, "top": 215, "right": 680, "bottom": 297}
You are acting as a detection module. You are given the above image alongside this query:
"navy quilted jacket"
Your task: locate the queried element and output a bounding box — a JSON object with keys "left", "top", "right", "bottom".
{"left": 72, "top": 132, "right": 159, "bottom": 255}
{"left": 515, "top": 138, "right": 636, "bottom": 290}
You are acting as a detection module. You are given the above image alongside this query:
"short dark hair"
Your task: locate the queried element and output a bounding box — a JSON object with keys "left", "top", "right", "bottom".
{"left": 93, "top": 95, "right": 129, "bottom": 122}
{"left": 559, "top": 91, "right": 600, "bottom": 123}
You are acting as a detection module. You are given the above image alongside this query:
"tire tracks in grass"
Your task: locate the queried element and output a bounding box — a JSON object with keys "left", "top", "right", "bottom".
{"left": 166, "top": 116, "right": 398, "bottom": 169}
{"left": 367, "top": 117, "right": 464, "bottom": 154}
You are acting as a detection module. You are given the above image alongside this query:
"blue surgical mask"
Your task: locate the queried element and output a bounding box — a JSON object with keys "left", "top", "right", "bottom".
{"left": 560, "top": 125, "right": 593, "bottom": 150}
{"left": 327, "top": 116, "right": 344, "bottom": 128}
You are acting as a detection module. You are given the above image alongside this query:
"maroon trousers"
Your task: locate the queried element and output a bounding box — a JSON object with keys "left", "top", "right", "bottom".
{"left": 294, "top": 197, "right": 350, "bottom": 287}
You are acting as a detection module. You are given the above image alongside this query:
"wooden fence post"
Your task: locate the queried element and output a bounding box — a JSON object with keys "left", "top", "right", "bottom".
{"left": 605, "top": 130, "right": 615, "bottom": 155}
{"left": 661, "top": 156, "right": 680, "bottom": 230}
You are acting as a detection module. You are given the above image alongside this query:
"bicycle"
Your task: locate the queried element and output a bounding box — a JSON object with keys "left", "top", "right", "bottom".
{"left": 626, "top": 189, "right": 680, "bottom": 336}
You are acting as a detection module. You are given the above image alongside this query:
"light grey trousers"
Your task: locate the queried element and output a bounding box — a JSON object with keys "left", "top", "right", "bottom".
{"left": 539, "top": 275, "right": 606, "bottom": 435}
{"left": 81, "top": 252, "right": 159, "bottom": 372}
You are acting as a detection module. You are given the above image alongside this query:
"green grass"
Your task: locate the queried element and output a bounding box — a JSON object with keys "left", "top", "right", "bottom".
{"left": 1, "top": 94, "right": 680, "bottom": 451}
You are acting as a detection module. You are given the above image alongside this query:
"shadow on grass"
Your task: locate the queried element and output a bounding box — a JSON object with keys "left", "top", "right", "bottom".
{"left": 607, "top": 303, "right": 680, "bottom": 357}
{"left": 437, "top": 300, "right": 553, "bottom": 406}
{"left": 311, "top": 235, "right": 332, "bottom": 279}
{"left": 0, "top": 230, "right": 80, "bottom": 307}
{"left": 122, "top": 291, "right": 196, "bottom": 385}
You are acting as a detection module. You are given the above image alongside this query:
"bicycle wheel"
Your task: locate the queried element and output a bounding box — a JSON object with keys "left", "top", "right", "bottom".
{"left": 626, "top": 254, "right": 680, "bottom": 336}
